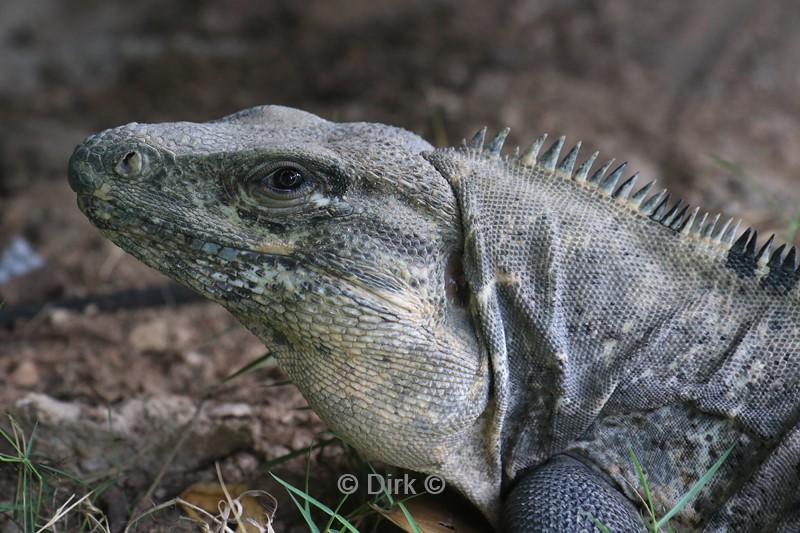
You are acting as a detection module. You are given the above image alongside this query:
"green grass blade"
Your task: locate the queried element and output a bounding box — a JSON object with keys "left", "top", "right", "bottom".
{"left": 264, "top": 379, "right": 293, "bottom": 388}
{"left": 581, "top": 511, "right": 614, "bottom": 533}
{"left": 366, "top": 465, "right": 422, "bottom": 533}
{"left": 394, "top": 500, "right": 422, "bottom": 533}
{"left": 655, "top": 444, "right": 735, "bottom": 528}
{"left": 270, "top": 473, "right": 359, "bottom": 533}
{"left": 282, "top": 485, "right": 322, "bottom": 533}
{"left": 627, "top": 442, "right": 657, "bottom": 528}
{"left": 322, "top": 492, "right": 352, "bottom": 533}
{"left": 223, "top": 352, "right": 274, "bottom": 381}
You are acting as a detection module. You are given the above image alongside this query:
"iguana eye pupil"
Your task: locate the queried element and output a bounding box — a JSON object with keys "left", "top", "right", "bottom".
{"left": 268, "top": 167, "right": 304, "bottom": 191}
{"left": 250, "top": 162, "right": 314, "bottom": 202}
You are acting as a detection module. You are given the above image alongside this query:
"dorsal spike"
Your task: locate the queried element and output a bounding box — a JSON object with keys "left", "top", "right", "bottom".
{"left": 640, "top": 189, "right": 667, "bottom": 216}
{"left": 519, "top": 134, "right": 548, "bottom": 167}
{"left": 573, "top": 151, "right": 599, "bottom": 182}
{"left": 702, "top": 213, "right": 720, "bottom": 239}
{"left": 784, "top": 246, "right": 798, "bottom": 271}
{"left": 587, "top": 159, "right": 615, "bottom": 186}
{"left": 730, "top": 228, "right": 752, "bottom": 255}
{"left": 757, "top": 234, "right": 775, "bottom": 264}
{"left": 486, "top": 127, "right": 510, "bottom": 156}
{"left": 650, "top": 194, "right": 672, "bottom": 220}
{"left": 669, "top": 204, "right": 691, "bottom": 229}
{"left": 713, "top": 218, "right": 732, "bottom": 243}
{"left": 745, "top": 229, "right": 758, "bottom": 259}
{"left": 600, "top": 162, "right": 628, "bottom": 194}
{"left": 556, "top": 142, "right": 582, "bottom": 175}
{"left": 680, "top": 206, "right": 701, "bottom": 234}
{"left": 510, "top": 146, "right": 520, "bottom": 158}
{"left": 612, "top": 172, "right": 639, "bottom": 201}
{"left": 538, "top": 136, "right": 566, "bottom": 172}
{"left": 769, "top": 243, "right": 787, "bottom": 268}
{"left": 723, "top": 220, "right": 742, "bottom": 248}
{"left": 629, "top": 179, "right": 655, "bottom": 207}
{"left": 661, "top": 199, "right": 683, "bottom": 224}
{"left": 714, "top": 218, "right": 734, "bottom": 244}
{"left": 468, "top": 127, "right": 487, "bottom": 151}
{"left": 693, "top": 211, "right": 708, "bottom": 236}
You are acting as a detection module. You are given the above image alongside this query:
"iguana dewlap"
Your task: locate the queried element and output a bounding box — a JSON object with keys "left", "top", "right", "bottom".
{"left": 68, "top": 105, "right": 800, "bottom": 532}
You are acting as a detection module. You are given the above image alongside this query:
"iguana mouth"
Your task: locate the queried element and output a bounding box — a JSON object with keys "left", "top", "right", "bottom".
{"left": 77, "top": 193, "right": 418, "bottom": 314}
{"left": 76, "top": 193, "right": 293, "bottom": 260}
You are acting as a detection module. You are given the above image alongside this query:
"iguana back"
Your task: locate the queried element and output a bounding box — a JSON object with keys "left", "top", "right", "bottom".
{"left": 68, "top": 106, "right": 800, "bottom": 531}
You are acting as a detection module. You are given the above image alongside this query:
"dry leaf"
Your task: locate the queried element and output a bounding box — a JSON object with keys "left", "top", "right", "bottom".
{"left": 179, "top": 482, "right": 276, "bottom": 532}
{"left": 180, "top": 481, "right": 248, "bottom": 521}
{"left": 375, "top": 494, "right": 489, "bottom": 533}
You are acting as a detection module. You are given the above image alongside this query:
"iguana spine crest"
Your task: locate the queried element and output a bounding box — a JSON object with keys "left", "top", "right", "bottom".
{"left": 462, "top": 127, "right": 799, "bottom": 283}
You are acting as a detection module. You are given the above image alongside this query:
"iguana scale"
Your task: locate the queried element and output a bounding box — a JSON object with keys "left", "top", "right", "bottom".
{"left": 67, "top": 105, "right": 800, "bottom": 531}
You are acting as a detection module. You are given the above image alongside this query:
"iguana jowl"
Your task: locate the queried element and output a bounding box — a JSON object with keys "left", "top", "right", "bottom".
{"left": 67, "top": 106, "right": 800, "bottom": 531}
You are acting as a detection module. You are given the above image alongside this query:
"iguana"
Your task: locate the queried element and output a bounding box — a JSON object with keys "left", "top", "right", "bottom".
{"left": 67, "top": 105, "right": 800, "bottom": 532}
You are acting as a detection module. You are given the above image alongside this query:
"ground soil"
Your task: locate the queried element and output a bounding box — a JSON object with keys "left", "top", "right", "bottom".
{"left": 1, "top": 1, "right": 799, "bottom": 531}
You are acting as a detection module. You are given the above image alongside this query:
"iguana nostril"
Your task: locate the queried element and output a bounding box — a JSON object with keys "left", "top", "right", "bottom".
{"left": 114, "top": 151, "right": 143, "bottom": 178}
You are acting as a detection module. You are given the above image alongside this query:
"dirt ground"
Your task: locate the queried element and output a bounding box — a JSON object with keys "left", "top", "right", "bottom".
{"left": 1, "top": 1, "right": 799, "bottom": 531}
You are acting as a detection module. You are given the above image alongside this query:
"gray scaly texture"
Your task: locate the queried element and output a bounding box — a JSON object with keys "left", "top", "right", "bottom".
{"left": 68, "top": 105, "right": 800, "bottom": 532}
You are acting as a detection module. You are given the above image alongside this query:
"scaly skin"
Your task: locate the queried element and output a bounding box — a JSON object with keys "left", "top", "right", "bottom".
{"left": 69, "top": 105, "right": 800, "bottom": 531}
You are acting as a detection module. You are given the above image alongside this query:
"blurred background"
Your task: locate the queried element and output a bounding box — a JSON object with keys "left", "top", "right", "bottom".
{"left": 1, "top": 0, "right": 799, "bottom": 531}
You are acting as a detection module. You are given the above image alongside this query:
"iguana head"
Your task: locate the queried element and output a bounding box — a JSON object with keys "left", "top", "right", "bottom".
{"left": 67, "top": 106, "right": 489, "bottom": 477}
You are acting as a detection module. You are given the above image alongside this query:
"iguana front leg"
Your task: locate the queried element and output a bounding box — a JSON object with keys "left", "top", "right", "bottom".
{"left": 504, "top": 455, "right": 645, "bottom": 532}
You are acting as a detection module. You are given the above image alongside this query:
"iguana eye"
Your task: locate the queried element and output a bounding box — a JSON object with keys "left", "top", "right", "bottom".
{"left": 252, "top": 163, "right": 315, "bottom": 201}
{"left": 267, "top": 167, "right": 305, "bottom": 191}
